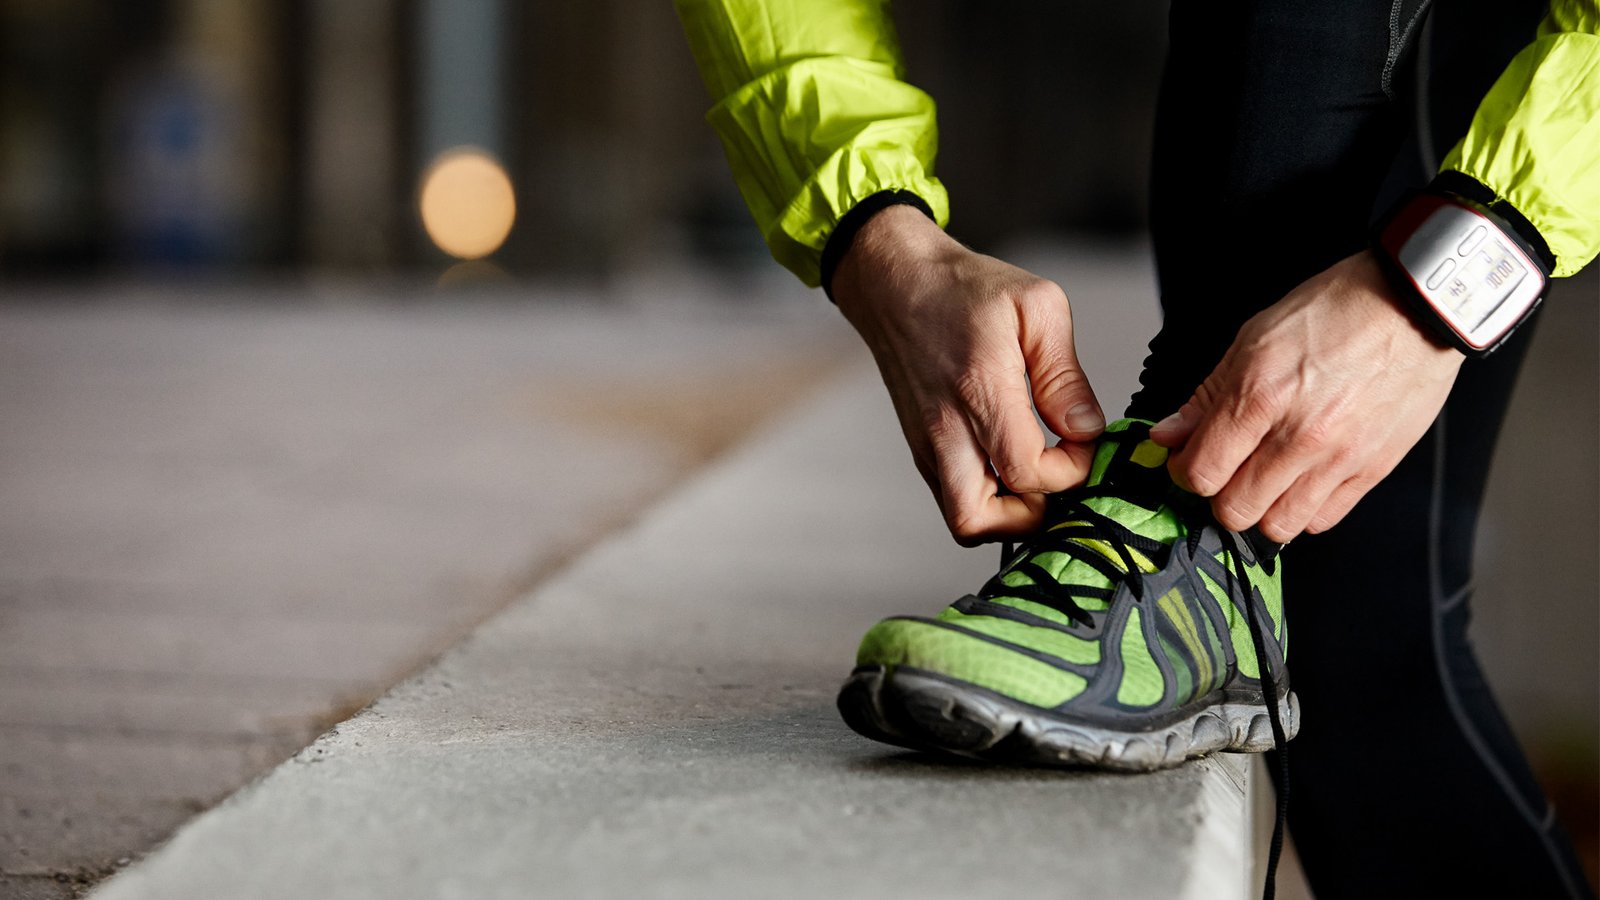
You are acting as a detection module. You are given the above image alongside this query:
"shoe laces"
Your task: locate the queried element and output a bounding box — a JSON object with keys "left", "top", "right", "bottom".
{"left": 1220, "top": 530, "right": 1291, "bottom": 900}
{"left": 987, "top": 487, "right": 1168, "bottom": 627}
{"left": 996, "top": 499, "right": 1291, "bottom": 900}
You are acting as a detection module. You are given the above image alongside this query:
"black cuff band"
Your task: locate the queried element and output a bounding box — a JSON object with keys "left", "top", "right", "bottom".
{"left": 1429, "top": 171, "right": 1556, "bottom": 275}
{"left": 819, "top": 190, "right": 936, "bottom": 303}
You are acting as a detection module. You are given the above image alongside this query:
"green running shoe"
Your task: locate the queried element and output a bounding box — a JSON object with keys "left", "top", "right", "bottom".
{"left": 837, "top": 418, "right": 1299, "bottom": 771}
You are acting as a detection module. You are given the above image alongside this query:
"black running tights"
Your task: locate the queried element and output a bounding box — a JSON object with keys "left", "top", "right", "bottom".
{"left": 1127, "top": 0, "right": 1594, "bottom": 895}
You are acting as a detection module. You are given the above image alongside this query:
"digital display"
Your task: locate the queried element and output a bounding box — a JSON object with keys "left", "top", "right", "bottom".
{"left": 1435, "top": 239, "right": 1527, "bottom": 330}
{"left": 1394, "top": 200, "right": 1546, "bottom": 352}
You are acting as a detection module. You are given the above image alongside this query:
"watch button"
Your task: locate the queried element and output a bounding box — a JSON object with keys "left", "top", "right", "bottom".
{"left": 1426, "top": 258, "right": 1457, "bottom": 290}
{"left": 1457, "top": 225, "right": 1486, "bottom": 256}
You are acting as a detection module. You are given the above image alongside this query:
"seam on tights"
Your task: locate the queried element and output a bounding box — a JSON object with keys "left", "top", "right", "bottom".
{"left": 1427, "top": 411, "right": 1586, "bottom": 898}
{"left": 1383, "top": 0, "right": 1435, "bottom": 99}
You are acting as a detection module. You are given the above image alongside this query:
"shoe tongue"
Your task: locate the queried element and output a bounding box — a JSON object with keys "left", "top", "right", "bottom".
{"left": 1007, "top": 419, "right": 1183, "bottom": 600}
{"left": 1084, "top": 419, "right": 1169, "bottom": 496}
{"left": 1061, "top": 418, "right": 1183, "bottom": 546}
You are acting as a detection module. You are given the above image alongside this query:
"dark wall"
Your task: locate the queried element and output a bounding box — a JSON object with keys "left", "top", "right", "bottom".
{"left": 897, "top": 4, "right": 1168, "bottom": 250}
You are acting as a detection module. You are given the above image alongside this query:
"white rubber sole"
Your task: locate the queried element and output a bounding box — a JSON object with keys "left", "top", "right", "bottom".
{"left": 837, "top": 665, "right": 1300, "bottom": 772}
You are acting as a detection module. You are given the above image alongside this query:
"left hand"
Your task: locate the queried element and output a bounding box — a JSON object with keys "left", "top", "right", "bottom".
{"left": 1149, "top": 250, "right": 1464, "bottom": 543}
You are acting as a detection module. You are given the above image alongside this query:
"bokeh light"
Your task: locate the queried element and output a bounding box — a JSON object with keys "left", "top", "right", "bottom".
{"left": 418, "top": 147, "right": 516, "bottom": 260}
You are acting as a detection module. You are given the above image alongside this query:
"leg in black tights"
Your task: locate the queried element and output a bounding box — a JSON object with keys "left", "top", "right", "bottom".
{"left": 1133, "top": 0, "right": 1594, "bottom": 895}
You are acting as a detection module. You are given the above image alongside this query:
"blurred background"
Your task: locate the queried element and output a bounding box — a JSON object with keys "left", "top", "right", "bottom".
{"left": 0, "top": 1, "right": 1593, "bottom": 897}
{"left": 0, "top": 2, "right": 1163, "bottom": 277}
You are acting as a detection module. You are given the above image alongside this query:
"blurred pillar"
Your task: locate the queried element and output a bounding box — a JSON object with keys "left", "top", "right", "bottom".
{"left": 419, "top": 0, "right": 505, "bottom": 161}
{"left": 175, "top": 0, "right": 285, "bottom": 259}
{"left": 410, "top": 0, "right": 508, "bottom": 265}
{"left": 0, "top": 0, "right": 117, "bottom": 269}
{"left": 305, "top": 0, "right": 399, "bottom": 267}
{"left": 103, "top": 0, "right": 289, "bottom": 266}
{"left": 514, "top": 2, "right": 713, "bottom": 275}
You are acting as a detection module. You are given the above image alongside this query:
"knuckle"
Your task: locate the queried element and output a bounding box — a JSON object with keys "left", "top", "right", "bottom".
{"left": 1032, "top": 364, "right": 1085, "bottom": 404}
{"left": 993, "top": 459, "right": 1040, "bottom": 494}
{"left": 1177, "top": 460, "right": 1221, "bottom": 497}
{"left": 1236, "top": 318, "right": 1272, "bottom": 353}
{"left": 946, "top": 508, "right": 987, "bottom": 546}
{"left": 1347, "top": 471, "right": 1382, "bottom": 495}
{"left": 1309, "top": 486, "right": 1365, "bottom": 534}
{"left": 1212, "top": 496, "right": 1258, "bottom": 533}
{"left": 1258, "top": 517, "right": 1298, "bottom": 544}
{"left": 1019, "top": 277, "right": 1068, "bottom": 306}
{"left": 921, "top": 404, "right": 965, "bottom": 446}
{"left": 950, "top": 367, "right": 990, "bottom": 408}
{"left": 1327, "top": 440, "right": 1361, "bottom": 470}
{"left": 1307, "top": 506, "right": 1347, "bottom": 534}
{"left": 1237, "top": 386, "right": 1283, "bottom": 427}
{"left": 1285, "top": 418, "right": 1334, "bottom": 454}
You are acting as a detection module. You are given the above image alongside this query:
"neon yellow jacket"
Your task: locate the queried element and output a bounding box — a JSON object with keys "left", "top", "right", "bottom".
{"left": 676, "top": 0, "right": 1599, "bottom": 283}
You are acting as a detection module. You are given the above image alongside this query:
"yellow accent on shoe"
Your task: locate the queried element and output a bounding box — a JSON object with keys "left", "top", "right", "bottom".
{"left": 1130, "top": 440, "right": 1169, "bottom": 469}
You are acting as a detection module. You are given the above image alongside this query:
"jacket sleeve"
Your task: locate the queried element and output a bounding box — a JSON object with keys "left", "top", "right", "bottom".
{"left": 674, "top": 0, "right": 949, "bottom": 287}
{"left": 1440, "top": 0, "right": 1600, "bottom": 278}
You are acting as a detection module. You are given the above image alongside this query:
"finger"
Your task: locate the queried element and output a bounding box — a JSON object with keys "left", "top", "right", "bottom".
{"left": 1017, "top": 282, "right": 1105, "bottom": 441}
{"left": 1208, "top": 425, "right": 1334, "bottom": 533}
{"left": 1049, "top": 436, "right": 1098, "bottom": 490}
{"left": 1299, "top": 477, "right": 1363, "bottom": 531}
{"left": 965, "top": 376, "right": 1089, "bottom": 495}
{"left": 1165, "top": 381, "right": 1274, "bottom": 498}
{"left": 928, "top": 411, "right": 1048, "bottom": 545}
{"left": 1149, "top": 399, "right": 1201, "bottom": 448}
{"left": 1304, "top": 428, "right": 1417, "bottom": 534}
{"left": 1258, "top": 464, "right": 1349, "bottom": 543}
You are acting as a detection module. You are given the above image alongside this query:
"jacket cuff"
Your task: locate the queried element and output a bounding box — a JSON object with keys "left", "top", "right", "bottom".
{"left": 1429, "top": 170, "right": 1556, "bottom": 274}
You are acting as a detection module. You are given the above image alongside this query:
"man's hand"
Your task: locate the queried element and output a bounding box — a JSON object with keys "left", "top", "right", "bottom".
{"left": 1149, "top": 250, "right": 1464, "bottom": 543}
{"left": 831, "top": 205, "right": 1105, "bottom": 545}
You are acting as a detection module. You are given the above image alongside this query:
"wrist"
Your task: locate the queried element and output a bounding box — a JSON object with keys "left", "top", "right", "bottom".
{"left": 822, "top": 191, "right": 941, "bottom": 300}
{"left": 831, "top": 203, "right": 956, "bottom": 317}
{"left": 1352, "top": 250, "right": 1467, "bottom": 361}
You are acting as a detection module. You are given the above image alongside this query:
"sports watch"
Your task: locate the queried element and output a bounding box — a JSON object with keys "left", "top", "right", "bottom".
{"left": 1371, "top": 189, "right": 1550, "bottom": 357}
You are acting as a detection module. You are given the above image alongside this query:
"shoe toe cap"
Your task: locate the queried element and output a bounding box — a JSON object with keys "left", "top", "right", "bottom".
{"left": 854, "top": 616, "right": 1087, "bottom": 710}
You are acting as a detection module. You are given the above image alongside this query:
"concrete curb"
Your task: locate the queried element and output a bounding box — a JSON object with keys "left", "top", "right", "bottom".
{"left": 91, "top": 363, "right": 1257, "bottom": 900}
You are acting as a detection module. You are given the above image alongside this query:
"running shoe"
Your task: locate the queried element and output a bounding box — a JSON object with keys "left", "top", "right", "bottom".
{"left": 836, "top": 418, "right": 1298, "bottom": 771}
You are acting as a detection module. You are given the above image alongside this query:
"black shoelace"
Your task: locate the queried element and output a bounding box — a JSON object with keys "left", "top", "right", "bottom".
{"left": 997, "top": 500, "right": 1291, "bottom": 900}
{"left": 1221, "top": 529, "right": 1291, "bottom": 900}
{"left": 989, "top": 488, "right": 1167, "bottom": 624}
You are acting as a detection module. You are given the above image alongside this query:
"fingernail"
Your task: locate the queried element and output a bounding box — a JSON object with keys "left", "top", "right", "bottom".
{"left": 1066, "top": 402, "right": 1104, "bottom": 435}
{"left": 1152, "top": 411, "right": 1184, "bottom": 434}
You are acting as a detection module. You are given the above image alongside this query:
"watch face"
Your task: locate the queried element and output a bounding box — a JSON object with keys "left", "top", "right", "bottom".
{"left": 1396, "top": 203, "right": 1545, "bottom": 350}
{"left": 1434, "top": 234, "right": 1527, "bottom": 329}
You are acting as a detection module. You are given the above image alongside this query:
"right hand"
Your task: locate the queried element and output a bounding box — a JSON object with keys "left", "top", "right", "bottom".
{"left": 830, "top": 205, "right": 1105, "bottom": 545}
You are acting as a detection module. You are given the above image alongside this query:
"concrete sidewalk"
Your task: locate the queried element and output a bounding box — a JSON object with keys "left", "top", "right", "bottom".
{"left": 87, "top": 361, "right": 1262, "bottom": 900}
{"left": 0, "top": 279, "right": 856, "bottom": 898}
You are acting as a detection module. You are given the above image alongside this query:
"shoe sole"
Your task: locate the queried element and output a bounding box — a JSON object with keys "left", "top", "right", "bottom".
{"left": 837, "top": 665, "right": 1300, "bottom": 772}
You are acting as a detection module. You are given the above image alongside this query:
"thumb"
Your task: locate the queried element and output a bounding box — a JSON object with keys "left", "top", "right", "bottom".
{"left": 1019, "top": 284, "right": 1104, "bottom": 441}
{"left": 1149, "top": 396, "right": 1204, "bottom": 448}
